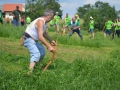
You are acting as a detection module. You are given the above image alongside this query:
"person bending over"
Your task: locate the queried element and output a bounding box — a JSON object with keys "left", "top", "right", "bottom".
{"left": 21, "top": 9, "right": 56, "bottom": 73}
{"left": 63, "top": 17, "right": 83, "bottom": 40}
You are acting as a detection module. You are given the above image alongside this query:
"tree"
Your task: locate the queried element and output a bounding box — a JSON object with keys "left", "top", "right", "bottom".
{"left": 25, "top": 0, "right": 62, "bottom": 20}
{"left": 77, "top": 4, "right": 92, "bottom": 18}
{"left": 77, "top": 1, "right": 118, "bottom": 31}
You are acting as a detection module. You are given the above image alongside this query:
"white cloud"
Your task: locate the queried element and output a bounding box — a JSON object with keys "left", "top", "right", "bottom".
{"left": 84, "top": 0, "right": 120, "bottom": 5}
{"left": 84, "top": 0, "right": 96, "bottom": 5}
{"left": 60, "top": 2, "right": 80, "bottom": 18}
{"left": 105, "top": 0, "right": 120, "bottom": 5}
{"left": 84, "top": 0, "right": 120, "bottom": 10}
{"left": 60, "top": 2, "right": 80, "bottom": 9}
{"left": 59, "top": 0, "right": 120, "bottom": 18}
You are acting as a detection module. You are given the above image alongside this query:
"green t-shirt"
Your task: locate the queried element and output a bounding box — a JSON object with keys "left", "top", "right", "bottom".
{"left": 105, "top": 20, "right": 113, "bottom": 30}
{"left": 67, "top": 21, "right": 80, "bottom": 28}
{"left": 49, "top": 20, "right": 54, "bottom": 25}
{"left": 0, "top": 12, "right": 3, "bottom": 20}
{"left": 12, "top": 10, "right": 21, "bottom": 20}
{"left": 90, "top": 20, "right": 94, "bottom": 29}
{"left": 26, "top": 17, "right": 31, "bottom": 23}
{"left": 65, "top": 17, "right": 71, "bottom": 25}
{"left": 114, "top": 22, "right": 120, "bottom": 30}
{"left": 76, "top": 17, "right": 80, "bottom": 25}
{"left": 76, "top": 17, "right": 80, "bottom": 21}
{"left": 54, "top": 15, "right": 60, "bottom": 24}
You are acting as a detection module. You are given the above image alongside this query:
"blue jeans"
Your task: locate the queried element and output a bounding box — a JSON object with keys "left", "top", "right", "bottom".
{"left": 24, "top": 38, "right": 46, "bottom": 62}
{"left": 104, "top": 29, "right": 112, "bottom": 35}
{"left": 69, "top": 28, "right": 83, "bottom": 40}
{"left": 90, "top": 29, "right": 94, "bottom": 33}
{"left": 13, "top": 19, "right": 19, "bottom": 26}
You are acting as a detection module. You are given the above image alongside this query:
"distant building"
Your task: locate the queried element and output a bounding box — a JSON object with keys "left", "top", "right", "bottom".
{"left": 4, "top": 4, "right": 25, "bottom": 18}
{"left": 0, "top": 4, "right": 25, "bottom": 20}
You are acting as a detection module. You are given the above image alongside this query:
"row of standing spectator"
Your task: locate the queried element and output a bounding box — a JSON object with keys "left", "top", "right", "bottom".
{"left": 0, "top": 6, "right": 31, "bottom": 26}
{"left": 5, "top": 16, "right": 31, "bottom": 26}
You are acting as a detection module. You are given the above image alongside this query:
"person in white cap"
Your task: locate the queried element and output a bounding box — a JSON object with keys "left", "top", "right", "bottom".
{"left": 89, "top": 16, "right": 95, "bottom": 39}
{"left": 54, "top": 12, "right": 60, "bottom": 34}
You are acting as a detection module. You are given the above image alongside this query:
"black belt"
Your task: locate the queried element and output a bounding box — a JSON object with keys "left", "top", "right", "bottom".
{"left": 23, "top": 32, "right": 38, "bottom": 42}
{"left": 24, "top": 32, "right": 31, "bottom": 38}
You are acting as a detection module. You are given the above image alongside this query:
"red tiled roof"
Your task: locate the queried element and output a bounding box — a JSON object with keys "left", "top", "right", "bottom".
{"left": 4, "top": 4, "right": 22, "bottom": 12}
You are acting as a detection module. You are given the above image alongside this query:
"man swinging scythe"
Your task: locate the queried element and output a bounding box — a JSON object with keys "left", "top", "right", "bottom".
{"left": 20, "top": 9, "right": 56, "bottom": 73}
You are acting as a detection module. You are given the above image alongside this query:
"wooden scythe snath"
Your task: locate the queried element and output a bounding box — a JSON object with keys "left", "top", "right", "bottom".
{"left": 102, "top": 25, "right": 106, "bottom": 33}
{"left": 43, "top": 39, "right": 58, "bottom": 71}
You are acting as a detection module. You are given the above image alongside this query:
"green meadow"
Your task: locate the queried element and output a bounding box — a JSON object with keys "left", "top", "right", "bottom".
{"left": 0, "top": 22, "right": 120, "bottom": 90}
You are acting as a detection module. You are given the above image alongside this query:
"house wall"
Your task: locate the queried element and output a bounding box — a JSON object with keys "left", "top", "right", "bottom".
{"left": 3, "top": 4, "right": 25, "bottom": 20}
{"left": 22, "top": 5, "right": 25, "bottom": 12}
{"left": 5, "top": 12, "right": 13, "bottom": 20}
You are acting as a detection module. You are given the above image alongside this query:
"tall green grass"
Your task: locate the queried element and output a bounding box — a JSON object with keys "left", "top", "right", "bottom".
{"left": 0, "top": 24, "right": 25, "bottom": 39}
{"left": 0, "top": 22, "right": 120, "bottom": 90}
{"left": 0, "top": 50, "right": 120, "bottom": 90}
{"left": 0, "top": 23, "right": 119, "bottom": 48}
{"left": 50, "top": 31, "right": 119, "bottom": 48}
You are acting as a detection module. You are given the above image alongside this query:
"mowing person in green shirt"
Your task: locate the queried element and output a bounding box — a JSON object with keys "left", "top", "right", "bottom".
{"left": 54, "top": 12, "right": 60, "bottom": 34}
{"left": 89, "top": 16, "right": 95, "bottom": 39}
{"left": 114, "top": 18, "right": 120, "bottom": 38}
{"left": 63, "top": 17, "right": 83, "bottom": 40}
{"left": 75, "top": 14, "right": 80, "bottom": 24}
{"left": 104, "top": 18, "right": 114, "bottom": 38}
{"left": 112, "top": 18, "right": 118, "bottom": 39}
{"left": 75, "top": 14, "right": 81, "bottom": 37}
{"left": 0, "top": 10, "right": 3, "bottom": 24}
{"left": 49, "top": 19, "right": 54, "bottom": 27}
{"left": 62, "top": 13, "right": 71, "bottom": 35}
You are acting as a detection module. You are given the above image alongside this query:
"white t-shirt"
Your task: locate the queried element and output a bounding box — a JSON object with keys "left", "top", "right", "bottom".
{"left": 25, "top": 17, "right": 46, "bottom": 40}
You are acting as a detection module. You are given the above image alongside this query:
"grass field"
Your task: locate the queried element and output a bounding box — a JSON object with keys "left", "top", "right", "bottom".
{"left": 0, "top": 23, "right": 120, "bottom": 90}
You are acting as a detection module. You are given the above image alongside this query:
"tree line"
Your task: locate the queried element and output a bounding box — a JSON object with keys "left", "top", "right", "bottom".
{"left": 25, "top": 0, "right": 62, "bottom": 20}
{"left": 77, "top": 1, "right": 120, "bottom": 31}
{"left": 25, "top": 0, "right": 120, "bottom": 31}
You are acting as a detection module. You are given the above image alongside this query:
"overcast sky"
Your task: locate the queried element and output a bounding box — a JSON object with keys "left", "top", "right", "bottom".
{"left": 0, "top": 0, "right": 120, "bottom": 18}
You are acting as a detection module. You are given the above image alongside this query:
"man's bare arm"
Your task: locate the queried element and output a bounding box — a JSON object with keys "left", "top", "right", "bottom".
{"left": 36, "top": 19, "right": 53, "bottom": 52}
{"left": 43, "top": 32, "right": 53, "bottom": 42}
